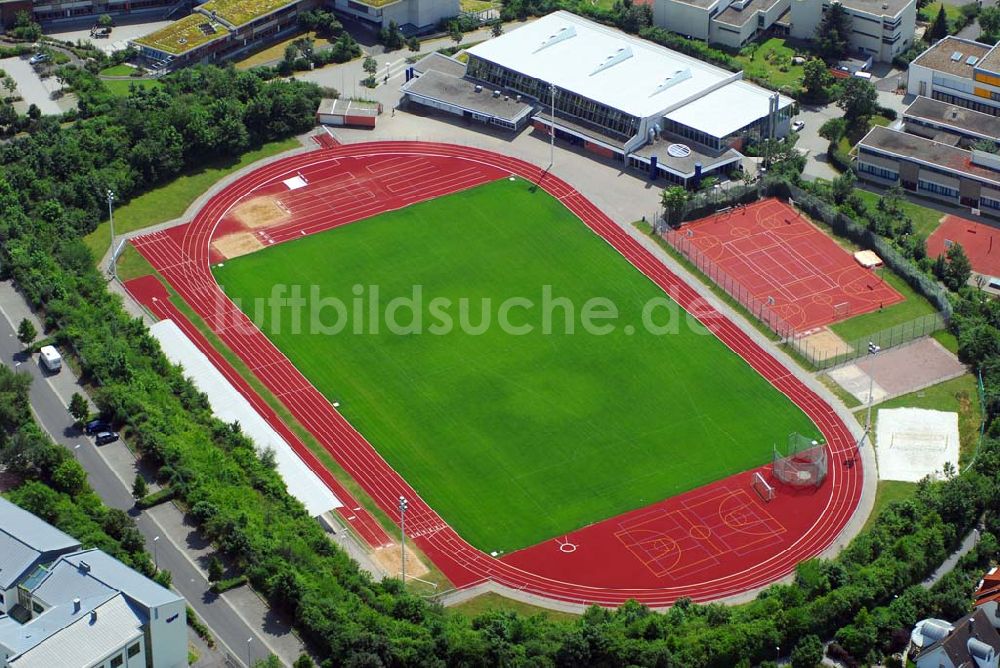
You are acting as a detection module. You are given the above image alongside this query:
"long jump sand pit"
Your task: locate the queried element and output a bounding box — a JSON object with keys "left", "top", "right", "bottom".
{"left": 212, "top": 231, "right": 265, "bottom": 260}
{"left": 795, "top": 329, "right": 853, "bottom": 364}
{"left": 875, "top": 407, "right": 959, "bottom": 481}
{"left": 231, "top": 195, "right": 290, "bottom": 229}
{"left": 372, "top": 542, "right": 429, "bottom": 579}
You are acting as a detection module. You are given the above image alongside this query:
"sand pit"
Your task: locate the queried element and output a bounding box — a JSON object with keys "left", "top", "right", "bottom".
{"left": 212, "top": 232, "right": 264, "bottom": 259}
{"left": 795, "top": 329, "right": 853, "bottom": 363}
{"left": 875, "top": 407, "right": 959, "bottom": 481}
{"left": 373, "top": 542, "right": 429, "bottom": 579}
{"left": 232, "top": 196, "right": 290, "bottom": 229}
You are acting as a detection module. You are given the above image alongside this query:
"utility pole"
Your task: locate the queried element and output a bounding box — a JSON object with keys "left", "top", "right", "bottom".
{"left": 106, "top": 189, "right": 116, "bottom": 279}
{"left": 398, "top": 495, "right": 408, "bottom": 585}
{"left": 549, "top": 83, "right": 556, "bottom": 170}
{"left": 861, "top": 340, "right": 880, "bottom": 448}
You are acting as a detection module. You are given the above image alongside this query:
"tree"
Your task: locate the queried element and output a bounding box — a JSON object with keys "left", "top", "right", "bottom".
{"left": 363, "top": 55, "right": 378, "bottom": 76}
{"left": 17, "top": 318, "right": 37, "bottom": 346}
{"left": 837, "top": 77, "right": 878, "bottom": 127}
{"left": 132, "top": 473, "right": 148, "bottom": 500}
{"left": 379, "top": 20, "right": 404, "bottom": 51}
{"left": 981, "top": 6, "right": 1000, "bottom": 41}
{"left": 449, "top": 21, "right": 463, "bottom": 45}
{"left": 661, "top": 186, "right": 690, "bottom": 225}
{"left": 929, "top": 4, "right": 949, "bottom": 41}
{"left": 944, "top": 242, "right": 972, "bottom": 290}
{"left": 97, "top": 13, "right": 113, "bottom": 27}
{"left": 819, "top": 117, "right": 848, "bottom": 143}
{"left": 816, "top": 2, "right": 852, "bottom": 59}
{"left": 802, "top": 59, "right": 833, "bottom": 100}
{"left": 791, "top": 634, "right": 824, "bottom": 668}
{"left": 406, "top": 36, "right": 420, "bottom": 52}
{"left": 491, "top": 20, "right": 503, "bottom": 37}
{"left": 51, "top": 459, "right": 87, "bottom": 494}
{"left": 68, "top": 392, "right": 89, "bottom": 424}
{"left": 208, "top": 555, "right": 224, "bottom": 582}
{"left": 973, "top": 138, "right": 1000, "bottom": 153}
{"left": 831, "top": 169, "right": 856, "bottom": 204}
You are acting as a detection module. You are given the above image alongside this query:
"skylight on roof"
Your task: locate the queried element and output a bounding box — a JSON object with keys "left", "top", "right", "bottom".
{"left": 650, "top": 68, "right": 692, "bottom": 96}
{"left": 951, "top": 51, "right": 963, "bottom": 61}
{"left": 591, "top": 46, "right": 633, "bottom": 75}
{"left": 967, "top": 55, "right": 979, "bottom": 65}
{"left": 534, "top": 25, "right": 576, "bottom": 53}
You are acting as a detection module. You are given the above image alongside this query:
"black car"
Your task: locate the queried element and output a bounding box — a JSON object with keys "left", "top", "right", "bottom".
{"left": 94, "top": 431, "right": 119, "bottom": 445}
{"left": 85, "top": 419, "right": 111, "bottom": 435}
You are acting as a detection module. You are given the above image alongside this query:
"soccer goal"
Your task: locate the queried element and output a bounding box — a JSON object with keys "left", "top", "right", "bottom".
{"left": 773, "top": 433, "right": 828, "bottom": 488}
{"left": 833, "top": 302, "right": 851, "bottom": 320}
{"left": 751, "top": 471, "right": 776, "bottom": 502}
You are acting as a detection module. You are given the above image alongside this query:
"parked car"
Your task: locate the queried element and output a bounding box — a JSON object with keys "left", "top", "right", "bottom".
{"left": 791, "top": 120, "right": 805, "bottom": 132}
{"left": 28, "top": 53, "right": 49, "bottom": 65}
{"left": 85, "top": 418, "right": 111, "bottom": 435}
{"left": 94, "top": 431, "right": 119, "bottom": 445}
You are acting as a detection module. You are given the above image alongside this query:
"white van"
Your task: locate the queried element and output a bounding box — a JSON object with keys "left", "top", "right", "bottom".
{"left": 39, "top": 345, "right": 62, "bottom": 373}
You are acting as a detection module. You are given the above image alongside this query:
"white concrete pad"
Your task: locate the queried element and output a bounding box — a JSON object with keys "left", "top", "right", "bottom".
{"left": 875, "top": 407, "right": 959, "bottom": 482}
{"left": 283, "top": 175, "right": 307, "bottom": 190}
{"left": 829, "top": 363, "right": 889, "bottom": 403}
{"left": 149, "top": 319, "right": 341, "bottom": 516}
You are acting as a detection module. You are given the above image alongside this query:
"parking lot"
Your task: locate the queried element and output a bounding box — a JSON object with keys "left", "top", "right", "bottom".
{"left": 0, "top": 56, "right": 73, "bottom": 116}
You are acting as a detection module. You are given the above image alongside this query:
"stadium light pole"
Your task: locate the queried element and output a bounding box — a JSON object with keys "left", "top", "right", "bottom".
{"left": 106, "top": 189, "right": 116, "bottom": 279}
{"left": 864, "top": 340, "right": 880, "bottom": 440}
{"left": 398, "top": 495, "right": 408, "bottom": 585}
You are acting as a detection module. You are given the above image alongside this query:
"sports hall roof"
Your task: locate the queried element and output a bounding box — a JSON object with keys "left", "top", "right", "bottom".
{"left": 465, "top": 11, "right": 743, "bottom": 120}
{"left": 665, "top": 80, "right": 793, "bottom": 139}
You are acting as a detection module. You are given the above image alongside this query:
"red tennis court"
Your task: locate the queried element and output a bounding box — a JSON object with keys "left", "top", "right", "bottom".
{"left": 665, "top": 198, "right": 904, "bottom": 333}
{"left": 927, "top": 214, "right": 1000, "bottom": 278}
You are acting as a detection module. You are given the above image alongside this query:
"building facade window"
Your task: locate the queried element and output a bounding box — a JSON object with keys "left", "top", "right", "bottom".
{"left": 110, "top": 655, "right": 123, "bottom": 668}
{"left": 982, "top": 195, "right": 1000, "bottom": 210}
{"left": 917, "top": 178, "right": 958, "bottom": 198}
{"left": 931, "top": 90, "right": 1000, "bottom": 116}
{"left": 858, "top": 161, "right": 898, "bottom": 181}
{"left": 127, "top": 643, "right": 140, "bottom": 658}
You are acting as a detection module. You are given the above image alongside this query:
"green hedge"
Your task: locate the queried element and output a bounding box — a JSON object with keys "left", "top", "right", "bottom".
{"left": 136, "top": 487, "right": 177, "bottom": 509}
{"left": 210, "top": 575, "right": 248, "bottom": 593}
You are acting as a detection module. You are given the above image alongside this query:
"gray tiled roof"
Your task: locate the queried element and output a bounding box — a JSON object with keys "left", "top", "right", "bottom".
{"left": 60, "top": 550, "right": 181, "bottom": 609}
{"left": 0, "top": 535, "right": 41, "bottom": 591}
{"left": 0, "top": 498, "right": 80, "bottom": 555}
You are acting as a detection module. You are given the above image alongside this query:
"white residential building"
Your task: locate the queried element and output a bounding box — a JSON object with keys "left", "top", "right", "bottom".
{"left": 788, "top": 0, "right": 916, "bottom": 62}
{"left": 332, "top": 0, "right": 458, "bottom": 34}
{"left": 0, "top": 499, "right": 187, "bottom": 668}
{"left": 653, "top": 0, "right": 792, "bottom": 49}
{"left": 908, "top": 36, "right": 1000, "bottom": 117}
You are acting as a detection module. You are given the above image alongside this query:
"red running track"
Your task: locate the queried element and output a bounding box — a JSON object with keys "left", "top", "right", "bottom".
{"left": 130, "top": 142, "right": 864, "bottom": 606}
{"left": 665, "top": 198, "right": 904, "bottom": 333}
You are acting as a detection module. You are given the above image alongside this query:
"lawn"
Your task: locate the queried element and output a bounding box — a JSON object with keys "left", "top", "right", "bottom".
{"left": 99, "top": 64, "right": 135, "bottom": 76}
{"left": 449, "top": 592, "right": 577, "bottom": 622}
{"left": 874, "top": 373, "right": 983, "bottom": 466}
{"left": 234, "top": 30, "right": 333, "bottom": 70}
{"left": 732, "top": 38, "right": 805, "bottom": 90}
{"left": 214, "top": 178, "right": 817, "bottom": 553}
{"left": 919, "top": 1, "right": 968, "bottom": 33}
{"left": 103, "top": 78, "right": 162, "bottom": 97}
{"left": 855, "top": 189, "right": 944, "bottom": 239}
{"left": 83, "top": 137, "right": 300, "bottom": 261}
{"left": 861, "top": 480, "right": 917, "bottom": 533}
{"left": 828, "top": 268, "right": 939, "bottom": 342}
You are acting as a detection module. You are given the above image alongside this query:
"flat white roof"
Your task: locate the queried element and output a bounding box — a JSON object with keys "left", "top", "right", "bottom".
{"left": 665, "top": 80, "right": 793, "bottom": 138}
{"left": 466, "top": 10, "right": 739, "bottom": 120}
{"left": 149, "top": 319, "right": 341, "bottom": 517}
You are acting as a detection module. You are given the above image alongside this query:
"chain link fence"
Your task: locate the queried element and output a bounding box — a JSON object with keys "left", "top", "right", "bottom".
{"left": 653, "top": 177, "right": 951, "bottom": 369}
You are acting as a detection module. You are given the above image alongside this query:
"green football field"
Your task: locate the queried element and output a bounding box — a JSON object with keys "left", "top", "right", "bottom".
{"left": 214, "top": 179, "right": 817, "bottom": 553}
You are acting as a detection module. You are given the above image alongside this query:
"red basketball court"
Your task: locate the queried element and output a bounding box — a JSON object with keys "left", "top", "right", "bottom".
{"left": 665, "top": 198, "right": 904, "bottom": 333}
{"left": 927, "top": 214, "right": 1000, "bottom": 278}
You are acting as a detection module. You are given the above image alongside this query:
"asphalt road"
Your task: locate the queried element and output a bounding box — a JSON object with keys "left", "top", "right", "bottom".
{"left": 0, "top": 284, "right": 276, "bottom": 668}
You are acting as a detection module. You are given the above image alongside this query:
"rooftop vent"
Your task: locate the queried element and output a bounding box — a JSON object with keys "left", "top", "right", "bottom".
{"left": 967, "top": 55, "right": 979, "bottom": 65}
{"left": 89, "top": 610, "right": 97, "bottom": 623}
{"left": 72, "top": 598, "right": 80, "bottom": 613}
{"left": 667, "top": 143, "right": 692, "bottom": 158}
{"left": 78, "top": 561, "right": 90, "bottom": 573}
{"left": 534, "top": 25, "right": 576, "bottom": 53}
{"left": 951, "top": 51, "right": 964, "bottom": 62}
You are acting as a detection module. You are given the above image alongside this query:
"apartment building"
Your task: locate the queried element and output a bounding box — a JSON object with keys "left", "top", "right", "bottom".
{"left": 908, "top": 36, "right": 1000, "bottom": 117}
{"left": 789, "top": 0, "right": 916, "bottom": 62}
